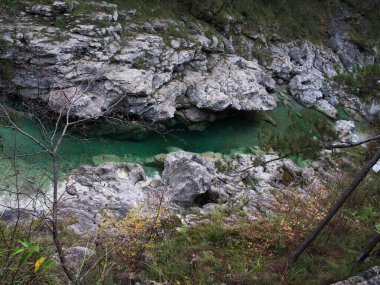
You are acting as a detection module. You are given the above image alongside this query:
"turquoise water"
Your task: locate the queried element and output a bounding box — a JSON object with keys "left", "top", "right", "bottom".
{"left": 0, "top": 91, "right": 332, "bottom": 177}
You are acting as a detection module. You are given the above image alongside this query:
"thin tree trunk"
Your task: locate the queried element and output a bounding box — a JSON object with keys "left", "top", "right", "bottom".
{"left": 51, "top": 154, "right": 76, "bottom": 283}
{"left": 356, "top": 233, "right": 380, "bottom": 263}
{"left": 291, "top": 148, "right": 380, "bottom": 263}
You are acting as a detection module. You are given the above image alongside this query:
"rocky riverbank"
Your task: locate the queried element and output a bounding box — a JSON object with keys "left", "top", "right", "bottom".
{"left": 0, "top": 117, "right": 360, "bottom": 234}
{"left": 0, "top": 1, "right": 379, "bottom": 284}
{"left": 0, "top": 0, "right": 378, "bottom": 130}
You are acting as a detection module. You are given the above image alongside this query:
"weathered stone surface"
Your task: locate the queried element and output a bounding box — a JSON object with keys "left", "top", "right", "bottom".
{"left": 315, "top": 99, "right": 338, "bottom": 118}
{"left": 185, "top": 55, "right": 276, "bottom": 112}
{"left": 334, "top": 120, "right": 360, "bottom": 143}
{"left": 327, "top": 3, "right": 375, "bottom": 71}
{"left": 1, "top": 0, "right": 377, "bottom": 126}
{"left": 62, "top": 163, "right": 147, "bottom": 233}
{"left": 162, "top": 151, "right": 219, "bottom": 207}
{"left": 25, "top": 5, "right": 54, "bottom": 17}
{"left": 289, "top": 72, "right": 324, "bottom": 107}
{"left": 63, "top": 246, "right": 95, "bottom": 275}
{"left": 266, "top": 39, "right": 376, "bottom": 118}
{"left": 0, "top": 7, "right": 276, "bottom": 126}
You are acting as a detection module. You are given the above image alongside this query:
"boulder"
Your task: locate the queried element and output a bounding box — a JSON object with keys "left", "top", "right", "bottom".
{"left": 185, "top": 55, "right": 276, "bottom": 112}
{"left": 289, "top": 72, "right": 324, "bottom": 107}
{"left": 334, "top": 120, "right": 359, "bottom": 143}
{"left": 315, "top": 99, "right": 338, "bottom": 118}
{"left": 162, "top": 151, "right": 218, "bottom": 207}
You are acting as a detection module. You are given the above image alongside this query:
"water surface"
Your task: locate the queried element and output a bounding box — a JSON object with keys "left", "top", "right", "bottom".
{"left": 0, "top": 90, "right": 335, "bottom": 178}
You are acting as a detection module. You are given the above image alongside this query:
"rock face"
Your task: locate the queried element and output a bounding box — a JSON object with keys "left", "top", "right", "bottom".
{"left": 0, "top": 2, "right": 276, "bottom": 127}
{"left": 327, "top": 2, "right": 376, "bottom": 71}
{"left": 269, "top": 41, "right": 343, "bottom": 117}
{"left": 1, "top": 0, "right": 377, "bottom": 126}
{"left": 61, "top": 163, "right": 148, "bottom": 234}
{"left": 62, "top": 150, "right": 322, "bottom": 230}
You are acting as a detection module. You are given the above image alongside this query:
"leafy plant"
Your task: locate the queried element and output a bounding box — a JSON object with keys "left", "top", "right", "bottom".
{"left": 12, "top": 240, "right": 55, "bottom": 274}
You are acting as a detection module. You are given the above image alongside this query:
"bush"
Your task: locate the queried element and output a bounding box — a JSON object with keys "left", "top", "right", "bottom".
{"left": 333, "top": 64, "right": 380, "bottom": 99}
{"left": 98, "top": 204, "right": 166, "bottom": 269}
{"left": 258, "top": 113, "right": 338, "bottom": 161}
{"left": 0, "top": 222, "right": 59, "bottom": 285}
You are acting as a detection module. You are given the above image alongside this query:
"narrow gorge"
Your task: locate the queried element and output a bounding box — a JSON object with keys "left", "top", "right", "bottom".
{"left": 0, "top": 0, "right": 379, "bottom": 284}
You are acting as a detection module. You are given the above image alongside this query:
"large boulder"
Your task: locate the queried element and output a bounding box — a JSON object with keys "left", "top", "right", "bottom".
{"left": 184, "top": 55, "right": 276, "bottom": 112}
{"left": 162, "top": 151, "right": 219, "bottom": 207}
{"left": 289, "top": 72, "right": 324, "bottom": 107}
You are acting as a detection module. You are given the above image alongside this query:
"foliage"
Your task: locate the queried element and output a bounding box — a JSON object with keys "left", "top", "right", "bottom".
{"left": 13, "top": 241, "right": 55, "bottom": 274}
{"left": 344, "top": 0, "right": 380, "bottom": 50}
{"left": 0, "top": 0, "right": 24, "bottom": 15}
{"left": 183, "top": 0, "right": 328, "bottom": 43}
{"left": 0, "top": 59, "right": 15, "bottom": 83}
{"left": 0, "top": 38, "right": 8, "bottom": 54}
{"left": 333, "top": 64, "right": 380, "bottom": 99}
{"left": 143, "top": 186, "right": 333, "bottom": 284}
{"left": 258, "top": 113, "right": 338, "bottom": 160}
{"left": 142, "top": 166, "right": 380, "bottom": 285}
{"left": 144, "top": 211, "right": 266, "bottom": 284}
{"left": 0, "top": 223, "right": 59, "bottom": 285}
{"left": 99, "top": 204, "right": 166, "bottom": 268}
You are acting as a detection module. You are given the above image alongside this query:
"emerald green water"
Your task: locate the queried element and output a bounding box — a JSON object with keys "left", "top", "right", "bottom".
{"left": 0, "top": 90, "right": 334, "bottom": 177}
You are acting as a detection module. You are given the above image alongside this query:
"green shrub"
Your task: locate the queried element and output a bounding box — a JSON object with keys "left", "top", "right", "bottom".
{"left": 333, "top": 64, "right": 380, "bottom": 99}
{"left": 0, "top": 223, "right": 60, "bottom": 284}
{"left": 258, "top": 113, "right": 338, "bottom": 160}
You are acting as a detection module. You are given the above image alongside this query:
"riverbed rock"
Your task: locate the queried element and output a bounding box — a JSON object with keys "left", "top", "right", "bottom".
{"left": 289, "top": 72, "right": 324, "bottom": 107}
{"left": 61, "top": 163, "right": 147, "bottom": 233}
{"left": 162, "top": 151, "right": 219, "bottom": 207}
{"left": 334, "top": 120, "right": 359, "bottom": 143}
{"left": 315, "top": 99, "right": 338, "bottom": 118}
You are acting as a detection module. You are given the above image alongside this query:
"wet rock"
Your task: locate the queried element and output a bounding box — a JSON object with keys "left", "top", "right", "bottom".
{"left": 315, "top": 99, "right": 338, "bottom": 118}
